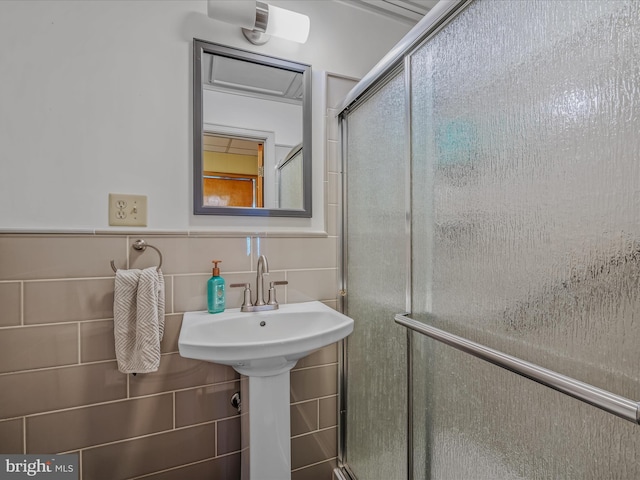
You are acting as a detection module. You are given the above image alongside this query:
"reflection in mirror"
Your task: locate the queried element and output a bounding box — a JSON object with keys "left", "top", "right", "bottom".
{"left": 193, "top": 39, "right": 312, "bottom": 217}
{"left": 203, "top": 133, "right": 263, "bottom": 208}
{"left": 277, "top": 144, "right": 303, "bottom": 209}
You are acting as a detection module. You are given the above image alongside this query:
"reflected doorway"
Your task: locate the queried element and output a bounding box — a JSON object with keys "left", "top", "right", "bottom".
{"left": 203, "top": 133, "right": 264, "bottom": 208}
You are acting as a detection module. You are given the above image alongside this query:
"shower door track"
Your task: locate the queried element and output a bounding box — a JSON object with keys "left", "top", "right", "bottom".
{"left": 395, "top": 314, "right": 640, "bottom": 424}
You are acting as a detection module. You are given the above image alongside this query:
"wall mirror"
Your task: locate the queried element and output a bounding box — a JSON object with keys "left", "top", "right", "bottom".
{"left": 193, "top": 39, "right": 312, "bottom": 217}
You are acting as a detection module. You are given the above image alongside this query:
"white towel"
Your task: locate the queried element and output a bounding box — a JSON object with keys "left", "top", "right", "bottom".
{"left": 113, "top": 267, "right": 165, "bottom": 374}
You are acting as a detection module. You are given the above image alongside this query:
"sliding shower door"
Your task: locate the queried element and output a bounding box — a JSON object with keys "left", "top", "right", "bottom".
{"left": 342, "top": 0, "right": 640, "bottom": 478}
{"left": 410, "top": 0, "right": 640, "bottom": 478}
{"left": 342, "top": 70, "right": 409, "bottom": 480}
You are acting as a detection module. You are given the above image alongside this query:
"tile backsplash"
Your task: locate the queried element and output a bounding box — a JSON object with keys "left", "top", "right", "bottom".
{"left": 0, "top": 233, "right": 340, "bottom": 479}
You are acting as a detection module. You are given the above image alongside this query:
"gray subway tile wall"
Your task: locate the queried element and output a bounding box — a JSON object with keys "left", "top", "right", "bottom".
{"left": 0, "top": 418, "right": 23, "bottom": 454}
{"left": 291, "top": 400, "right": 319, "bottom": 436}
{"left": 0, "top": 361, "right": 128, "bottom": 418}
{"left": 0, "top": 282, "right": 20, "bottom": 327}
{"left": 0, "top": 233, "right": 341, "bottom": 478}
{"left": 0, "top": 323, "right": 78, "bottom": 373}
{"left": 26, "top": 395, "right": 174, "bottom": 453}
{"left": 81, "top": 422, "right": 218, "bottom": 479}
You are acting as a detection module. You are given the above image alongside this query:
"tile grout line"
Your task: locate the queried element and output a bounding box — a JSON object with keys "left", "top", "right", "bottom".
{"left": 0, "top": 358, "right": 117, "bottom": 377}
{"left": 0, "top": 350, "right": 232, "bottom": 377}
{"left": 77, "top": 420, "right": 221, "bottom": 452}
{"left": 129, "top": 452, "right": 240, "bottom": 480}
{"left": 290, "top": 424, "right": 337, "bottom": 440}
{"left": 13, "top": 265, "right": 339, "bottom": 284}
{"left": 214, "top": 421, "right": 218, "bottom": 457}
{"left": 20, "top": 281, "right": 24, "bottom": 326}
{"left": 21, "top": 276, "right": 117, "bottom": 283}
{"left": 77, "top": 322, "right": 81, "bottom": 365}
{"left": 292, "top": 361, "right": 338, "bottom": 373}
{"left": 14, "top": 370, "right": 233, "bottom": 412}
{"left": 172, "top": 392, "right": 176, "bottom": 430}
{"left": 169, "top": 275, "right": 175, "bottom": 315}
{"left": 15, "top": 390, "right": 241, "bottom": 425}
{"left": 291, "top": 455, "right": 338, "bottom": 473}
{"left": 284, "top": 270, "right": 288, "bottom": 304}
{"left": 290, "top": 393, "right": 337, "bottom": 407}
{"left": 0, "top": 320, "right": 112, "bottom": 331}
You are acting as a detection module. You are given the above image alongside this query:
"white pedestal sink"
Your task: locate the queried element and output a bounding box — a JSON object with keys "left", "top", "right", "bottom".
{"left": 178, "top": 301, "right": 354, "bottom": 480}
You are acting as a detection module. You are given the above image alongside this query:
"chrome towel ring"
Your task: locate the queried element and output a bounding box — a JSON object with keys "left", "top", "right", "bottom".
{"left": 110, "top": 239, "right": 163, "bottom": 273}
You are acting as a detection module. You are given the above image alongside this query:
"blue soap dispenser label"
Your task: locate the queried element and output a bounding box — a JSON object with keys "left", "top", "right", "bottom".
{"left": 207, "top": 260, "right": 226, "bottom": 314}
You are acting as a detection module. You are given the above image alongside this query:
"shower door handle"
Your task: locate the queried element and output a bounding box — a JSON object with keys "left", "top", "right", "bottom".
{"left": 395, "top": 313, "right": 640, "bottom": 425}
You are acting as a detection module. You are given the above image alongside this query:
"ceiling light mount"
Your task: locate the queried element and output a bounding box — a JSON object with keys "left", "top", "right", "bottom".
{"left": 208, "top": 0, "right": 310, "bottom": 45}
{"left": 242, "top": 1, "right": 270, "bottom": 45}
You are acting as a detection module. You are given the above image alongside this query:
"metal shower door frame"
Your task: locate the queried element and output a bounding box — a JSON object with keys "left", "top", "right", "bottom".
{"left": 336, "top": 1, "right": 472, "bottom": 478}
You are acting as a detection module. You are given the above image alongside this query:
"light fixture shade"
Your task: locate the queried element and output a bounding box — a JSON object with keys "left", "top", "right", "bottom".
{"left": 207, "top": 0, "right": 257, "bottom": 30}
{"left": 265, "top": 5, "right": 310, "bottom": 44}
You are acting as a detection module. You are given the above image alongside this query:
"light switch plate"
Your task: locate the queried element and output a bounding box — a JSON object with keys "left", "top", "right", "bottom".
{"left": 108, "top": 193, "right": 148, "bottom": 226}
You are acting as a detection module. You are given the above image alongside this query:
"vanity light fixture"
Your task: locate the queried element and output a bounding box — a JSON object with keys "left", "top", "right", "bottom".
{"left": 207, "top": 0, "right": 310, "bottom": 45}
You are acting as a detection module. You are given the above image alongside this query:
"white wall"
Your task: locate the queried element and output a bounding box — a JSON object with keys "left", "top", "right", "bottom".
{"left": 203, "top": 90, "right": 302, "bottom": 146}
{"left": 0, "top": 0, "right": 412, "bottom": 232}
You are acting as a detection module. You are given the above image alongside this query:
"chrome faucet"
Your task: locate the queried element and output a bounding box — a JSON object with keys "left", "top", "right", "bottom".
{"left": 230, "top": 255, "right": 288, "bottom": 312}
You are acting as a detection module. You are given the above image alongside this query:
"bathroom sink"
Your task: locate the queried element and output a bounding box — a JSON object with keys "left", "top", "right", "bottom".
{"left": 178, "top": 300, "right": 354, "bottom": 376}
{"left": 179, "top": 300, "right": 354, "bottom": 478}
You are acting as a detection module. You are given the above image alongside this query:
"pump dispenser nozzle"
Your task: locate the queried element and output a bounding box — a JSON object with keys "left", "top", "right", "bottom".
{"left": 212, "top": 260, "right": 221, "bottom": 276}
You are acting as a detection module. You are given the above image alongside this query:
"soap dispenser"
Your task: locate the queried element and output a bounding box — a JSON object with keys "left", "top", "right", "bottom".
{"left": 207, "top": 260, "right": 226, "bottom": 314}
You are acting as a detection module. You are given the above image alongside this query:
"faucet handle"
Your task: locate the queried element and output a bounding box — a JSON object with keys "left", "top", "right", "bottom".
{"left": 267, "top": 281, "right": 288, "bottom": 306}
{"left": 230, "top": 283, "right": 252, "bottom": 308}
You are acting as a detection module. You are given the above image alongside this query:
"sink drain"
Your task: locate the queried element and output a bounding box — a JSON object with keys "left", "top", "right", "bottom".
{"left": 260, "top": 321, "right": 266, "bottom": 327}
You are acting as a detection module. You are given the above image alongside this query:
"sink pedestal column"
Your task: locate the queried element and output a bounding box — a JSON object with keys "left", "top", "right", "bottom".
{"left": 246, "top": 371, "right": 291, "bottom": 480}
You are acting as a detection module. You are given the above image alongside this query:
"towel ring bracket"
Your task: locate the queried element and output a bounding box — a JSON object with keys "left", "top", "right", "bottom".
{"left": 110, "top": 239, "right": 163, "bottom": 272}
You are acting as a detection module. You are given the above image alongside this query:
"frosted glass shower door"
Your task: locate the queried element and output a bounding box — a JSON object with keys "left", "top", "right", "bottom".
{"left": 410, "top": 0, "right": 640, "bottom": 478}
{"left": 343, "top": 71, "right": 408, "bottom": 480}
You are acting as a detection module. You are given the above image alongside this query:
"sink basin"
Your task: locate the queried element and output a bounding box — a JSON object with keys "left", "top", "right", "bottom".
{"left": 178, "top": 300, "right": 354, "bottom": 376}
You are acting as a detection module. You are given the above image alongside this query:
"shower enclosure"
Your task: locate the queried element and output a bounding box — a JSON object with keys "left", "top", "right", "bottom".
{"left": 339, "top": 0, "right": 640, "bottom": 478}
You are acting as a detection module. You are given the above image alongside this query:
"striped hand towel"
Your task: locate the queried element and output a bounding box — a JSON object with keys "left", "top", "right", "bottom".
{"left": 113, "top": 267, "right": 165, "bottom": 374}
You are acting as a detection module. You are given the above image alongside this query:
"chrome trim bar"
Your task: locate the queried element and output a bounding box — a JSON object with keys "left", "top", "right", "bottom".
{"left": 338, "top": 0, "right": 468, "bottom": 114}
{"left": 395, "top": 313, "right": 640, "bottom": 424}
{"left": 402, "top": 56, "right": 414, "bottom": 480}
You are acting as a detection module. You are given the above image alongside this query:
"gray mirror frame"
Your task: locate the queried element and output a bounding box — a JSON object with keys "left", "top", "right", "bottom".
{"left": 193, "top": 39, "right": 312, "bottom": 217}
